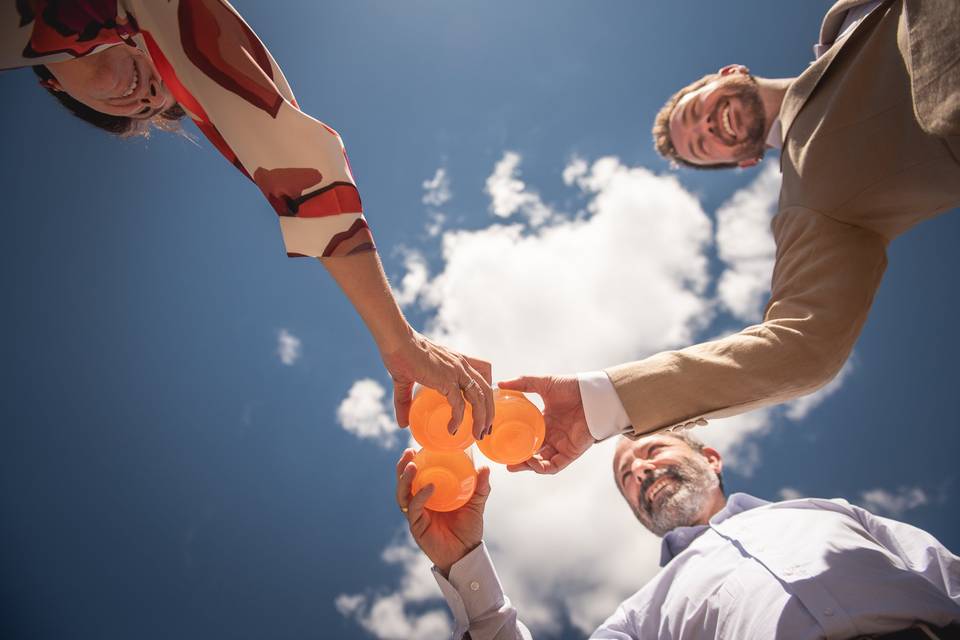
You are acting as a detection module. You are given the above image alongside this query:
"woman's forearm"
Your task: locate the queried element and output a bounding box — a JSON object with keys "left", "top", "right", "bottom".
{"left": 320, "top": 251, "right": 413, "bottom": 355}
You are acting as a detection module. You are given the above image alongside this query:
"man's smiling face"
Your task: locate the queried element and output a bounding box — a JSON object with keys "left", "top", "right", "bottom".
{"left": 614, "top": 434, "right": 724, "bottom": 536}
{"left": 667, "top": 66, "right": 767, "bottom": 168}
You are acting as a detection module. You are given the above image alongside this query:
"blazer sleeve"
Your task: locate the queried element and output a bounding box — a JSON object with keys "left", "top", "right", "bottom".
{"left": 605, "top": 207, "right": 888, "bottom": 436}
{"left": 125, "top": 0, "right": 373, "bottom": 258}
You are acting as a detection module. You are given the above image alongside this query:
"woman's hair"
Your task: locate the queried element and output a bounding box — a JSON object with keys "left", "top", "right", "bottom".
{"left": 33, "top": 65, "right": 186, "bottom": 138}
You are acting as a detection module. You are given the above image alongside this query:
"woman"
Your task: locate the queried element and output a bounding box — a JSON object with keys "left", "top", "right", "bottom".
{"left": 1, "top": 0, "right": 494, "bottom": 436}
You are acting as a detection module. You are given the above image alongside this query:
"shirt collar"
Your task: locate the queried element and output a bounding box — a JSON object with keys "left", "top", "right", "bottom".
{"left": 659, "top": 493, "right": 770, "bottom": 566}
{"left": 765, "top": 116, "right": 784, "bottom": 150}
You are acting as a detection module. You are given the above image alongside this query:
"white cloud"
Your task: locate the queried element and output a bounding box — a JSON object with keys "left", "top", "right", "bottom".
{"left": 562, "top": 155, "right": 588, "bottom": 186}
{"left": 714, "top": 161, "right": 780, "bottom": 321}
{"left": 784, "top": 359, "right": 855, "bottom": 421}
{"left": 337, "top": 154, "right": 856, "bottom": 637}
{"left": 337, "top": 591, "right": 450, "bottom": 640}
{"left": 485, "top": 151, "right": 554, "bottom": 226}
{"left": 428, "top": 155, "right": 712, "bottom": 375}
{"left": 394, "top": 251, "right": 430, "bottom": 308}
{"left": 276, "top": 329, "right": 301, "bottom": 366}
{"left": 336, "top": 379, "right": 398, "bottom": 448}
{"left": 778, "top": 487, "right": 805, "bottom": 501}
{"left": 425, "top": 211, "right": 447, "bottom": 237}
{"left": 859, "top": 486, "right": 929, "bottom": 518}
{"left": 337, "top": 534, "right": 453, "bottom": 639}
{"left": 688, "top": 409, "right": 775, "bottom": 476}
{"left": 777, "top": 486, "right": 930, "bottom": 518}
{"left": 422, "top": 168, "right": 452, "bottom": 207}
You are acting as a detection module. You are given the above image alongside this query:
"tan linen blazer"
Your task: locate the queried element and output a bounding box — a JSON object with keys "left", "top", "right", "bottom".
{"left": 607, "top": 0, "right": 960, "bottom": 438}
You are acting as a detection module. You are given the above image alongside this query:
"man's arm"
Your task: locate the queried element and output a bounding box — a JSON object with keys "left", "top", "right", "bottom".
{"left": 395, "top": 450, "right": 533, "bottom": 640}
{"left": 607, "top": 207, "right": 888, "bottom": 436}
{"left": 432, "top": 544, "right": 532, "bottom": 640}
{"left": 498, "top": 209, "right": 888, "bottom": 474}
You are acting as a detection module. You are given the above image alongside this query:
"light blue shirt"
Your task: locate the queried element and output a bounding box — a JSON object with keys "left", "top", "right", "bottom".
{"left": 435, "top": 494, "right": 960, "bottom": 639}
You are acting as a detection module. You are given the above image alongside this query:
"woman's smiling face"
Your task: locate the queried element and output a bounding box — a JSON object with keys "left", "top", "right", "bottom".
{"left": 44, "top": 44, "right": 175, "bottom": 119}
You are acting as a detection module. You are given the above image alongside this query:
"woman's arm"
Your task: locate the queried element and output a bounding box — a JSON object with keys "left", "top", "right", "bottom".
{"left": 324, "top": 252, "right": 494, "bottom": 436}
{"left": 125, "top": 0, "right": 493, "bottom": 437}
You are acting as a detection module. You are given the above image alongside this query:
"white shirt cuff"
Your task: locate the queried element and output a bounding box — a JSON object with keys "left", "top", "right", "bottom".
{"left": 578, "top": 370, "right": 632, "bottom": 441}
{"left": 432, "top": 543, "right": 507, "bottom": 636}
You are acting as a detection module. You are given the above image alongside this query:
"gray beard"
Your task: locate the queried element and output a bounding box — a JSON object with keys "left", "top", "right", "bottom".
{"left": 636, "top": 456, "right": 719, "bottom": 537}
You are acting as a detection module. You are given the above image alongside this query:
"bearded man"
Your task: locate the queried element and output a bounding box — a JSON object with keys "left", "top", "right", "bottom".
{"left": 494, "top": 0, "right": 960, "bottom": 478}
{"left": 395, "top": 434, "right": 960, "bottom": 639}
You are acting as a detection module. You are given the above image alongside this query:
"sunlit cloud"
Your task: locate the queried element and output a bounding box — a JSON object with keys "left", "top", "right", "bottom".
{"left": 778, "top": 487, "right": 805, "bottom": 501}
{"left": 859, "top": 486, "right": 929, "bottom": 518}
{"left": 394, "top": 251, "right": 430, "bottom": 309}
{"left": 714, "top": 161, "right": 780, "bottom": 321}
{"left": 422, "top": 168, "right": 452, "bottom": 208}
{"left": 276, "top": 328, "right": 302, "bottom": 366}
{"left": 784, "top": 359, "right": 855, "bottom": 421}
{"left": 336, "top": 379, "right": 397, "bottom": 448}
{"left": 485, "top": 151, "right": 554, "bottom": 226}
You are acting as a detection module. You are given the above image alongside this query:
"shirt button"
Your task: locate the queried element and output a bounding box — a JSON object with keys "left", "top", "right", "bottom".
{"left": 824, "top": 608, "right": 835, "bottom": 617}
{"left": 470, "top": 581, "right": 480, "bottom": 591}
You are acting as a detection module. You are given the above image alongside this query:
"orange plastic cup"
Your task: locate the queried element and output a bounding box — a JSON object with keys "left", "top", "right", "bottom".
{"left": 411, "top": 449, "right": 478, "bottom": 512}
{"left": 476, "top": 389, "right": 546, "bottom": 465}
{"left": 409, "top": 387, "right": 475, "bottom": 451}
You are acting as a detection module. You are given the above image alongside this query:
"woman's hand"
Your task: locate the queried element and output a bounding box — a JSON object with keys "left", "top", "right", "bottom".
{"left": 382, "top": 334, "right": 494, "bottom": 439}
{"left": 321, "top": 251, "right": 493, "bottom": 439}
{"left": 395, "top": 448, "right": 491, "bottom": 577}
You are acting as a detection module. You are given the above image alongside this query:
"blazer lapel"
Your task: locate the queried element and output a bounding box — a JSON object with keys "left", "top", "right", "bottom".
{"left": 779, "top": 0, "right": 891, "bottom": 155}
{"left": 819, "top": 0, "right": 874, "bottom": 49}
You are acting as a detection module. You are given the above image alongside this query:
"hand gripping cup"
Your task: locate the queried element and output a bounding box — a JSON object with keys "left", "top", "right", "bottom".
{"left": 409, "top": 387, "right": 476, "bottom": 451}
{"left": 476, "top": 389, "right": 546, "bottom": 465}
{"left": 411, "top": 449, "right": 478, "bottom": 512}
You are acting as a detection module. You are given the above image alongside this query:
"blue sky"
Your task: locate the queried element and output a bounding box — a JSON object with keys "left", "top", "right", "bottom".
{"left": 2, "top": 1, "right": 959, "bottom": 638}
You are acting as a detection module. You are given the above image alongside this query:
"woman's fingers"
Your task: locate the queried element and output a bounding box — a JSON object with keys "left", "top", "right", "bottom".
{"left": 462, "top": 357, "right": 494, "bottom": 438}
{"left": 460, "top": 367, "right": 492, "bottom": 440}
{"left": 443, "top": 383, "right": 468, "bottom": 435}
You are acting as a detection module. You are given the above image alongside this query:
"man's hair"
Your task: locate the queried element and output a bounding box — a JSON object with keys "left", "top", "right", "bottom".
{"left": 615, "top": 432, "right": 726, "bottom": 494}
{"left": 651, "top": 73, "right": 740, "bottom": 171}
{"left": 33, "top": 65, "right": 187, "bottom": 138}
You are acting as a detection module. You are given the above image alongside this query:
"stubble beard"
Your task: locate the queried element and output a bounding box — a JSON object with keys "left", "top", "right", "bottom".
{"left": 722, "top": 74, "right": 768, "bottom": 162}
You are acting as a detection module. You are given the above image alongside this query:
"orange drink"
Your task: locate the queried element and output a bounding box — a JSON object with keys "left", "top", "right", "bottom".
{"left": 409, "top": 386, "right": 475, "bottom": 451}
{"left": 476, "top": 389, "right": 545, "bottom": 465}
{"left": 411, "top": 449, "right": 477, "bottom": 512}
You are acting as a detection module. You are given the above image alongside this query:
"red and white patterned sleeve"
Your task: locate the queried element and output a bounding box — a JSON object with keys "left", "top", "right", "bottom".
{"left": 124, "top": 0, "right": 374, "bottom": 258}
